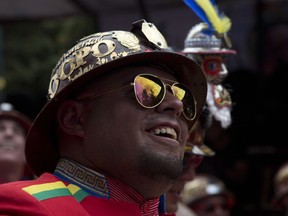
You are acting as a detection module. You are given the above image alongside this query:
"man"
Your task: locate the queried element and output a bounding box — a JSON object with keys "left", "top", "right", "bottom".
{"left": 0, "top": 102, "right": 32, "bottom": 184}
{"left": 0, "top": 20, "right": 207, "bottom": 215}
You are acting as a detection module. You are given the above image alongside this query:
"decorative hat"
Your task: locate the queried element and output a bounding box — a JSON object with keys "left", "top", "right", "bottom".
{"left": 182, "top": 22, "right": 236, "bottom": 54}
{"left": 25, "top": 19, "right": 208, "bottom": 176}
{"left": 181, "top": 174, "right": 234, "bottom": 207}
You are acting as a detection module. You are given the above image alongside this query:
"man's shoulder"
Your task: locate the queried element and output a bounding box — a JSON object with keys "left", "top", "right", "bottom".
{"left": 0, "top": 172, "right": 57, "bottom": 191}
{"left": 0, "top": 173, "right": 90, "bottom": 215}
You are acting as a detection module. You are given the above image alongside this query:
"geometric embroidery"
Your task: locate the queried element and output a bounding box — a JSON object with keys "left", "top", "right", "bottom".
{"left": 54, "top": 158, "right": 109, "bottom": 198}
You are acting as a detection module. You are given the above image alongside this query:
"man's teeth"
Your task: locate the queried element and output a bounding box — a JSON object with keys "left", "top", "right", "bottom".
{"left": 152, "top": 127, "right": 177, "bottom": 140}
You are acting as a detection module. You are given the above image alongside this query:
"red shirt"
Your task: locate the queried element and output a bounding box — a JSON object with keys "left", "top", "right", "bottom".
{"left": 0, "top": 158, "right": 175, "bottom": 216}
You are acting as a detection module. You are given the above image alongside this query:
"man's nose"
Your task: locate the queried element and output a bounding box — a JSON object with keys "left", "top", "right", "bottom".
{"left": 155, "top": 88, "right": 183, "bottom": 118}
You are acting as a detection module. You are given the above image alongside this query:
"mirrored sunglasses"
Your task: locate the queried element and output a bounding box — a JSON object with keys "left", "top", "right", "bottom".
{"left": 132, "top": 74, "right": 197, "bottom": 121}
{"left": 78, "top": 73, "right": 197, "bottom": 122}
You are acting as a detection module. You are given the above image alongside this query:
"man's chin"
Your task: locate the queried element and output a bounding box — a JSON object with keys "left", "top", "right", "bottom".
{"left": 138, "top": 151, "right": 183, "bottom": 181}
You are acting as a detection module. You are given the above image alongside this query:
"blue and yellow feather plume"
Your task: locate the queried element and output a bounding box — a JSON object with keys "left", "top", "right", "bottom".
{"left": 183, "top": 0, "right": 231, "bottom": 34}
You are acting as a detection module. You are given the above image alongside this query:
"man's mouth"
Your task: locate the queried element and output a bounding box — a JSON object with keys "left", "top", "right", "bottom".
{"left": 150, "top": 127, "right": 178, "bottom": 140}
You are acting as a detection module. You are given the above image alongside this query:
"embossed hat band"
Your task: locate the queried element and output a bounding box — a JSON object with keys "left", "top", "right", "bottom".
{"left": 48, "top": 20, "right": 169, "bottom": 100}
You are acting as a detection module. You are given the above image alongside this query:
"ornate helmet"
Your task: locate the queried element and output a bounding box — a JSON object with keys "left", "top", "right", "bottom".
{"left": 25, "top": 19, "right": 208, "bottom": 176}
{"left": 181, "top": 174, "right": 234, "bottom": 207}
{"left": 0, "top": 102, "right": 31, "bottom": 134}
{"left": 182, "top": 22, "right": 236, "bottom": 55}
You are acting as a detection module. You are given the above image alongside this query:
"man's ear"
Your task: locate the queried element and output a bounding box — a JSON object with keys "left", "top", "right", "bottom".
{"left": 57, "top": 100, "right": 85, "bottom": 137}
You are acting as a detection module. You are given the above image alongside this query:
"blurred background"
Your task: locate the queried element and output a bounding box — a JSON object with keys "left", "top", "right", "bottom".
{"left": 0, "top": 0, "right": 287, "bottom": 215}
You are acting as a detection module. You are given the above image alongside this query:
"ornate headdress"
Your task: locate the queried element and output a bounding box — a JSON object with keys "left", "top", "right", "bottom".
{"left": 182, "top": 0, "right": 236, "bottom": 129}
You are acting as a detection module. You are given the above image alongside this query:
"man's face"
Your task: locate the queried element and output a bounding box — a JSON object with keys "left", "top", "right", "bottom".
{"left": 78, "top": 66, "right": 191, "bottom": 185}
{"left": 0, "top": 119, "right": 26, "bottom": 168}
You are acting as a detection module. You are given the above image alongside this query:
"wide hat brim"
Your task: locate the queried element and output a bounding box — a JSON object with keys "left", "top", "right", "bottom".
{"left": 25, "top": 51, "right": 207, "bottom": 176}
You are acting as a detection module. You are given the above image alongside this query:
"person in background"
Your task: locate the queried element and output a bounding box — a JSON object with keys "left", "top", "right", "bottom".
{"left": 179, "top": 24, "right": 236, "bottom": 216}
{"left": 171, "top": 1, "right": 237, "bottom": 215}
{"left": 181, "top": 21, "right": 235, "bottom": 130}
{"left": 0, "top": 102, "right": 32, "bottom": 183}
{"left": 272, "top": 162, "right": 288, "bottom": 216}
{"left": 0, "top": 19, "right": 207, "bottom": 215}
{"left": 181, "top": 0, "right": 236, "bottom": 130}
{"left": 181, "top": 174, "right": 235, "bottom": 216}
{"left": 165, "top": 105, "right": 215, "bottom": 216}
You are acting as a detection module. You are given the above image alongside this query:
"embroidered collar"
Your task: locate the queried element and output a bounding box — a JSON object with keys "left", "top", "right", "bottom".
{"left": 54, "top": 158, "right": 109, "bottom": 198}
{"left": 54, "top": 158, "right": 160, "bottom": 215}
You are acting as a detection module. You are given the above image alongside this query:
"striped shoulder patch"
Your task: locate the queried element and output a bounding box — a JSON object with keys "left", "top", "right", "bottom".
{"left": 22, "top": 181, "right": 71, "bottom": 201}
{"left": 22, "top": 181, "right": 89, "bottom": 202}
{"left": 67, "top": 184, "right": 89, "bottom": 202}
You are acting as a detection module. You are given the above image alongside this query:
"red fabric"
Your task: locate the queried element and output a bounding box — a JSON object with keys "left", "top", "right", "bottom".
{"left": 0, "top": 173, "right": 140, "bottom": 216}
{"left": 107, "top": 175, "right": 160, "bottom": 215}
{"left": 0, "top": 173, "right": 175, "bottom": 216}
{"left": 0, "top": 173, "right": 88, "bottom": 216}
{"left": 82, "top": 197, "right": 141, "bottom": 216}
